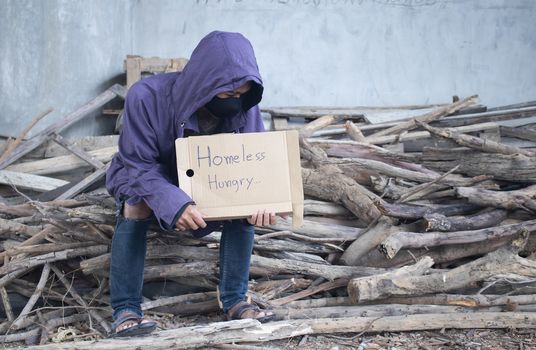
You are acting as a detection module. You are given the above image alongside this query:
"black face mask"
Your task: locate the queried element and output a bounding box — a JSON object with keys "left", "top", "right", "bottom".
{"left": 205, "top": 95, "right": 243, "bottom": 119}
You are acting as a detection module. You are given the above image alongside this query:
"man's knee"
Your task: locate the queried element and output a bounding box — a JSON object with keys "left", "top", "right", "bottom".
{"left": 123, "top": 201, "right": 153, "bottom": 220}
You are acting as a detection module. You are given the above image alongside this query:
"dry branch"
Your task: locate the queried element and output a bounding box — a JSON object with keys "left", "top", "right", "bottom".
{"left": 366, "top": 95, "right": 478, "bottom": 139}
{"left": 11, "top": 263, "right": 51, "bottom": 330}
{"left": 350, "top": 248, "right": 536, "bottom": 303}
{"left": 456, "top": 185, "right": 536, "bottom": 212}
{"left": 417, "top": 119, "right": 535, "bottom": 156}
{"left": 423, "top": 209, "right": 508, "bottom": 232}
{"left": 380, "top": 220, "right": 536, "bottom": 258}
{"left": 22, "top": 313, "right": 536, "bottom": 349}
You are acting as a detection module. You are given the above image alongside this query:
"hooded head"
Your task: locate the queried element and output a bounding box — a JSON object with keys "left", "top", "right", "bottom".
{"left": 171, "top": 31, "right": 263, "bottom": 126}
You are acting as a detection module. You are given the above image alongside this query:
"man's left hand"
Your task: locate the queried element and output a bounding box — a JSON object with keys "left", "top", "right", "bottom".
{"left": 247, "top": 209, "right": 276, "bottom": 226}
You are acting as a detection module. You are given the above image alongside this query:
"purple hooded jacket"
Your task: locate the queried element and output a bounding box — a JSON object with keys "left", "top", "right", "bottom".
{"left": 105, "top": 31, "right": 265, "bottom": 237}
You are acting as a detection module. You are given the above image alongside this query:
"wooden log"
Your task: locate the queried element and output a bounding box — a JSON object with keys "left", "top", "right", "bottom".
{"left": 0, "top": 170, "right": 69, "bottom": 192}
{"left": 257, "top": 230, "right": 346, "bottom": 245}
{"left": 0, "top": 217, "right": 41, "bottom": 237}
{"left": 0, "top": 199, "right": 87, "bottom": 219}
{"left": 0, "top": 225, "right": 60, "bottom": 261}
{"left": 299, "top": 115, "right": 340, "bottom": 138}
{"left": 144, "top": 261, "right": 218, "bottom": 280}
{"left": 156, "top": 298, "right": 220, "bottom": 317}
{"left": 270, "top": 278, "right": 348, "bottom": 306}
{"left": 264, "top": 250, "right": 342, "bottom": 265}
{"left": 377, "top": 201, "right": 482, "bottom": 220}
{"left": 250, "top": 255, "right": 386, "bottom": 280}
{"left": 0, "top": 203, "right": 37, "bottom": 217}
{"left": 80, "top": 244, "right": 219, "bottom": 275}
{"left": 273, "top": 303, "right": 513, "bottom": 320}
{"left": 286, "top": 297, "right": 351, "bottom": 309}
{"left": 141, "top": 291, "right": 217, "bottom": 311}
{"left": 214, "top": 344, "right": 284, "bottom": 350}
{"left": 252, "top": 278, "right": 312, "bottom": 300}
{"left": 501, "top": 125, "right": 536, "bottom": 142}
{"left": 1, "top": 245, "right": 108, "bottom": 275}
{"left": 422, "top": 146, "right": 536, "bottom": 182}
{"left": 22, "top": 313, "right": 536, "bottom": 349}
{"left": 384, "top": 293, "right": 536, "bottom": 308}
{"left": 402, "top": 134, "right": 460, "bottom": 153}
{"left": 311, "top": 139, "right": 421, "bottom": 164}
{"left": 327, "top": 157, "right": 489, "bottom": 187}
{"left": 366, "top": 95, "right": 478, "bottom": 139}
{"left": 395, "top": 165, "right": 461, "bottom": 203}
{"left": 202, "top": 231, "right": 339, "bottom": 255}
{"left": 417, "top": 120, "right": 535, "bottom": 156}
{"left": 5, "top": 147, "right": 117, "bottom": 175}
{"left": 303, "top": 200, "right": 351, "bottom": 217}
{"left": 263, "top": 106, "right": 369, "bottom": 120}
{"left": 339, "top": 105, "right": 533, "bottom": 136}
{"left": 438, "top": 105, "right": 536, "bottom": 126}
{"left": 348, "top": 257, "right": 433, "bottom": 303}
{"left": 302, "top": 166, "right": 381, "bottom": 224}
{"left": 0, "top": 268, "right": 33, "bottom": 289}
{"left": 423, "top": 209, "right": 508, "bottom": 232}
{"left": 2, "top": 241, "right": 97, "bottom": 260}
{"left": 365, "top": 122, "right": 501, "bottom": 145}
{"left": 211, "top": 218, "right": 361, "bottom": 241}
{"left": 349, "top": 247, "right": 536, "bottom": 303}
{"left": 0, "top": 286, "right": 14, "bottom": 321}
{"left": 356, "top": 234, "right": 517, "bottom": 268}
{"left": 300, "top": 138, "right": 382, "bottom": 224}
{"left": 456, "top": 185, "right": 536, "bottom": 212}
{"left": 369, "top": 175, "right": 412, "bottom": 200}
{"left": 340, "top": 216, "right": 397, "bottom": 266}
{"left": 345, "top": 121, "right": 366, "bottom": 142}
{"left": 380, "top": 220, "right": 536, "bottom": 259}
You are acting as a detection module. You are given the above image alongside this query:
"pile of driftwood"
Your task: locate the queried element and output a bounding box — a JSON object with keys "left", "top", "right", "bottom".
{"left": 0, "top": 92, "right": 536, "bottom": 348}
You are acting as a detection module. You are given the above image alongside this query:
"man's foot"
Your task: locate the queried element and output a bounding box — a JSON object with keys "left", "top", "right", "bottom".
{"left": 110, "top": 311, "right": 157, "bottom": 338}
{"left": 225, "top": 301, "right": 275, "bottom": 323}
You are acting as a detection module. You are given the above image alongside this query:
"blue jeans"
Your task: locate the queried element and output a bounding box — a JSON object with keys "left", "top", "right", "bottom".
{"left": 109, "top": 199, "right": 255, "bottom": 321}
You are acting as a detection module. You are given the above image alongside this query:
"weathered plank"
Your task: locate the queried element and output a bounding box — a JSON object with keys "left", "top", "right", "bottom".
{"left": 0, "top": 170, "right": 68, "bottom": 192}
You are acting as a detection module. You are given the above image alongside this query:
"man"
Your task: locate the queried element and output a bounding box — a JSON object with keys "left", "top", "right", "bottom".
{"left": 106, "top": 31, "right": 276, "bottom": 337}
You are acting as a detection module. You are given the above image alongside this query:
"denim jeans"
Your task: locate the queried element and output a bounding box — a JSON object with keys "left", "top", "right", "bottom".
{"left": 109, "top": 198, "right": 255, "bottom": 321}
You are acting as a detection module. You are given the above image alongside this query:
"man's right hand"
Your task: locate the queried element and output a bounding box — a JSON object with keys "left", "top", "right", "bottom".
{"left": 176, "top": 205, "right": 207, "bottom": 231}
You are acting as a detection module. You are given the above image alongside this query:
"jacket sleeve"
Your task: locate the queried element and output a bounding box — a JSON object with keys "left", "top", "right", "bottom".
{"left": 119, "top": 87, "right": 193, "bottom": 230}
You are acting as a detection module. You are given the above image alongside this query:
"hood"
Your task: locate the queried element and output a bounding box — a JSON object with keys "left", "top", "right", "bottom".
{"left": 170, "top": 31, "right": 263, "bottom": 125}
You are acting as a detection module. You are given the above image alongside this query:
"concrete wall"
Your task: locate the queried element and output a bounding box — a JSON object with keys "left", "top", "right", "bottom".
{"left": 0, "top": 0, "right": 132, "bottom": 137}
{"left": 1, "top": 0, "right": 535, "bottom": 137}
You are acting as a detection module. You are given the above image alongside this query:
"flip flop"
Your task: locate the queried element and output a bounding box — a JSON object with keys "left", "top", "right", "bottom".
{"left": 110, "top": 311, "right": 157, "bottom": 338}
{"left": 225, "top": 301, "right": 275, "bottom": 323}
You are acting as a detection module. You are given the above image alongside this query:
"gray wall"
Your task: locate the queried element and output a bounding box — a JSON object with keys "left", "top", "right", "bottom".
{"left": 1, "top": 0, "right": 536, "bottom": 137}
{"left": 0, "top": 0, "right": 132, "bottom": 137}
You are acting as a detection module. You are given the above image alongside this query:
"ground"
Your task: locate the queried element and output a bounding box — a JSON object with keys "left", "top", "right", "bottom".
{"left": 5, "top": 313, "right": 536, "bottom": 349}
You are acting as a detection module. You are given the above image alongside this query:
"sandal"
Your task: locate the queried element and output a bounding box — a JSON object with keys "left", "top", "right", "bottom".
{"left": 110, "top": 311, "right": 157, "bottom": 338}
{"left": 225, "top": 301, "right": 275, "bottom": 323}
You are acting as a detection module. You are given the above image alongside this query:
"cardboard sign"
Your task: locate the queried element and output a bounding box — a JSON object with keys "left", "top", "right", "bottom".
{"left": 175, "top": 130, "right": 303, "bottom": 227}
